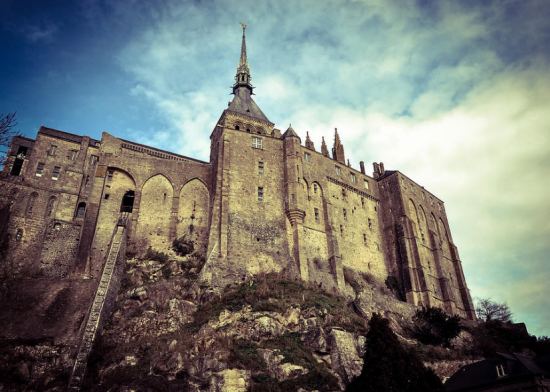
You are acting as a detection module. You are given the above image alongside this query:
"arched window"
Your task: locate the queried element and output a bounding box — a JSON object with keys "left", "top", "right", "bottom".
{"left": 45, "top": 196, "right": 57, "bottom": 218}
{"left": 26, "top": 192, "right": 38, "bottom": 216}
{"left": 120, "top": 190, "right": 135, "bottom": 213}
{"left": 75, "top": 202, "right": 86, "bottom": 219}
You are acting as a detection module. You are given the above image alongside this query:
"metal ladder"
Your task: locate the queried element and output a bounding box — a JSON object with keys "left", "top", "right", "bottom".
{"left": 67, "top": 220, "right": 127, "bottom": 391}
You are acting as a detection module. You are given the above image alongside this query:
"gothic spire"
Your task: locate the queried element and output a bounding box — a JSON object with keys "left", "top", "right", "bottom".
{"left": 305, "top": 131, "right": 315, "bottom": 150}
{"left": 332, "top": 128, "right": 346, "bottom": 163}
{"left": 233, "top": 22, "right": 252, "bottom": 94}
{"left": 321, "top": 136, "right": 329, "bottom": 157}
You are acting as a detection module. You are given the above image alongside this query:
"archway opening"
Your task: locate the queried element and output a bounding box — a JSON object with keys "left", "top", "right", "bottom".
{"left": 120, "top": 190, "right": 135, "bottom": 213}
{"left": 75, "top": 202, "right": 86, "bottom": 219}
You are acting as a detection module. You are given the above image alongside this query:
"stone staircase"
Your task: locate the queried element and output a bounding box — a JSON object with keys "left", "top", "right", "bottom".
{"left": 67, "top": 215, "right": 129, "bottom": 390}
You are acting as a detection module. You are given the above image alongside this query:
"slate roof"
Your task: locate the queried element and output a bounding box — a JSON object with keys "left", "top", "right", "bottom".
{"left": 227, "top": 87, "right": 271, "bottom": 124}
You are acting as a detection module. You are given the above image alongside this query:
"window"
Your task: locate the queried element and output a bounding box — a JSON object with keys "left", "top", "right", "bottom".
{"left": 15, "top": 228, "right": 24, "bottom": 241}
{"left": 68, "top": 149, "right": 79, "bottom": 161}
{"left": 52, "top": 166, "right": 61, "bottom": 180}
{"left": 120, "top": 190, "right": 135, "bottom": 213}
{"left": 496, "top": 364, "right": 506, "bottom": 378}
{"left": 107, "top": 169, "right": 114, "bottom": 181}
{"left": 368, "top": 218, "right": 373, "bottom": 230}
{"left": 341, "top": 188, "right": 347, "bottom": 198}
{"left": 340, "top": 225, "right": 344, "bottom": 236}
{"left": 10, "top": 146, "right": 27, "bottom": 176}
{"left": 364, "top": 179, "right": 369, "bottom": 190}
{"left": 257, "top": 186, "right": 264, "bottom": 201}
{"left": 363, "top": 233, "right": 367, "bottom": 245}
{"left": 304, "top": 152, "right": 311, "bottom": 162}
{"left": 235, "top": 125, "right": 240, "bottom": 130}
{"left": 313, "top": 183, "right": 318, "bottom": 194}
{"left": 343, "top": 208, "right": 347, "bottom": 221}
{"left": 314, "top": 208, "right": 320, "bottom": 223}
{"left": 361, "top": 197, "right": 365, "bottom": 208}
{"left": 48, "top": 144, "right": 57, "bottom": 156}
{"left": 90, "top": 155, "right": 99, "bottom": 166}
{"left": 350, "top": 173, "right": 356, "bottom": 184}
{"left": 335, "top": 166, "right": 341, "bottom": 176}
{"left": 258, "top": 161, "right": 264, "bottom": 175}
{"left": 35, "top": 162, "right": 45, "bottom": 177}
{"left": 251, "top": 136, "right": 263, "bottom": 149}
{"left": 26, "top": 193, "right": 38, "bottom": 216}
{"left": 75, "top": 202, "right": 86, "bottom": 219}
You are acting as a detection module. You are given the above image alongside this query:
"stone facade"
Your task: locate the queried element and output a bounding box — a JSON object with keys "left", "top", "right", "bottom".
{"left": 0, "top": 28, "right": 475, "bottom": 320}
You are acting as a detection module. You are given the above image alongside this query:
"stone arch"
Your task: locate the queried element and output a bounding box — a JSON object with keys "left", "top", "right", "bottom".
{"left": 407, "top": 199, "right": 419, "bottom": 236}
{"left": 177, "top": 178, "right": 209, "bottom": 253}
{"left": 26, "top": 192, "right": 38, "bottom": 216}
{"left": 136, "top": 174, "right": 174, "bottom": 249}
{"left": 45, "top": 195, "right": 57, "bottom": 218}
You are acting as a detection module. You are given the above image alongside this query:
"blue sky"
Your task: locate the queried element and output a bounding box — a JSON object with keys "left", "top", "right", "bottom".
{"left": 2, "top": 0, "right": 549, "bottom": 336}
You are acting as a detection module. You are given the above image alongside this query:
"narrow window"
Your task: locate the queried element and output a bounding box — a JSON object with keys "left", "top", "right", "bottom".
{"left": 35, "top": 162, "right": 45, "bottom": 177}
{"left": 15, "top": 228, "right": 23, "bottom": 241}
{"left": 341, "top": 188, "right": 347, "bottom": 198}
{"left": 251, "top": 136, "right": 263, "bottom": 149}
{"left": 363, "top": 233, "right": 367, "bottom": 245}
{"left": 314, "top": 208, "right": 320, "bottom": 223}
{"left": 48, "top": 144, "right": 57, "bottom": 156}
{"left": 10, "top": 146, "right": 27, "bottom": 176}
{"left": 52, "top": 166, "right": 61, "bottom": 180}
{"left": 304, "top": 152, "right": 311, "bottom": 162}
{"left": 313, "top": 183, "right": 318, "bottom": 194}
{"left": 258, "top": 187, "right": 264, "bottom": 201}
{"left": 343, "top": 208, "right": 347, "bottom": 221}
{"left": 75, "top": 202, "right": 86, "bottom": 219}
{"left": 368, "top": 218, "right": 373, "bottom": 230}
{"left": 364, "top": 179, "right": 369, "bottom": 190}
{"left": 68, "top": 149, "right": 79, "bottom": 161}
{"left": 335, "top": 166, "right": 341, "bottom": 176}
{"left": 350, "top": 173, "right": 356, "bottom": 184}
{"left": 340, "top": 225, "right": 344, "bottom": 236}
{"left": 90, "top": 155, "right": 99, "bottom": 166}
{"left": 107, "top": 169, "right": 114, "bottom": 181}
{"left": 258, "top": 161, "right": 264, "bottom": 175}
{"left": 361, "top": 197, "right": 365, "bottom": 208}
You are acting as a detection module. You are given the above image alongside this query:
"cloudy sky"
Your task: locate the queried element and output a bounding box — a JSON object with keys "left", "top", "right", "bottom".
{"left": 1, "top": 0, "right": 549, "bottom": 336}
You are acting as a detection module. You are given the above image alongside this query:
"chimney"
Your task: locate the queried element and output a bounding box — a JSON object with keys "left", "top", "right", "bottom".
{"left": 359, "top": 161, "right": 365, "bottom": 174}
{"left": 373, "top": 162, "right": 380, "bottom": 179}
{"left": 379, "top": 162, "right": 385, "bottom": 175}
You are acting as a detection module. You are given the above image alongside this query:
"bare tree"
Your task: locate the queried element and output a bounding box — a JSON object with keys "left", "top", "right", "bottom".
{"left": 0, "top": 112, "right": 18, "bottom": 164}
{"left": 475, "top": 297, "right": 513, "bottom": 322}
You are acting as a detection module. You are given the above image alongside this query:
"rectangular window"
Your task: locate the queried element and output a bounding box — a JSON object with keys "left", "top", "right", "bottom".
{"left": 48, "top": 144, "right": 57, "bottom": 156}
{"left": 335, "top": 166, "right": 341, "bottom": 176}
{"left": 90, "top": 155, "right": 99, "bottom": 166}
{"left": 350, "top": 173, "right": 356, "bottom": 183}
{"left": 304, "top": 152, "right": 311, "bottom": 162}
{"left": 257, "top": 186, "right": 264, "bottom": 201}
{"left": 363, "top": 233, "right": 368, "bottom": 245}
{"left": 251, "top": 136, "right": 263, "bottom": 149}
{"left": 314, "top": 208, "right": 320, "bottom": 223}
{"left": 343, "top": 208, "right": 347, "bottom": 221}
{"left": 258, "top": 161, "right": 264, "bottom": 175}
{"left": 364, "top": 179, "right": 369, "bottom": 189}
{"left": 361, "top": 197, "right": 365, "bottom": 208}
{"left": 35, "top": 162, "right": 45, "bottom": 177}
{"left": 52, "top": 166, "right": 61, "bottom": 180}
{"left": 68, "top": 149, "right": 79, "bottom": 161}
{"left": 368, "top": 218, "right": 373, "bottom": 230}
{"left": 340, "top": 225, "right": 344, "bottom": 236}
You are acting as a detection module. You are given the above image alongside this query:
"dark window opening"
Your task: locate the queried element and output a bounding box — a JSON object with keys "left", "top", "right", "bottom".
{"left": 10, "top": 158, "right": 24, "bottom": 176}
{"left": 75, "top": 202, "right": 86, "bottom": 219}
{"left": 120, "top": 190, "right": 135, "bottom": 213}
{"left": 15, "top": 228, "right": 23, "bottom": 241}
{"left": 104, "top": 193, "right": 110, "bottom": 200}
{"left": 235, "top": 125, "right": 240, "bottom": 130}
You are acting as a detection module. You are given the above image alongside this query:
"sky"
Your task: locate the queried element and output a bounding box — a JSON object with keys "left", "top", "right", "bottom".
{"left": 1, "top": 0, "right": 549, "bottom": 336}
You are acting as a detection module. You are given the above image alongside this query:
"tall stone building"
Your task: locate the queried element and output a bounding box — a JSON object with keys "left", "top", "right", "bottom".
{"left": 0, "top": 26, "right": 475, "bottom": 320}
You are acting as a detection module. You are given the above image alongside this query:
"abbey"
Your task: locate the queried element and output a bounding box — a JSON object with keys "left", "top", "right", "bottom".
{"left": 0, "top": 27, "right": 475, "bottom": 320}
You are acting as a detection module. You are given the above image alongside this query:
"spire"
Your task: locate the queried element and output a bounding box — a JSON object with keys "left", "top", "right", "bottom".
{"left": 332, "top": 128, "right": 346, "bottom": 164}
{"left": 233, "top": 22, "right": 252, "bottom": 94}
{"left": 305, "top": 131, "right": 315, "bottom": 150}
{"left": 321, "top": 136, "right": 329, "bottom": 157}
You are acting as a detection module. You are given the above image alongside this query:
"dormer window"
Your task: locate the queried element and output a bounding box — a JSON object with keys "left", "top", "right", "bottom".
{"left": 251, "top": 136, "right": 262, "bottom": 149}
{"left": 350, "top": 173, "right": 356, "bottom": 184}
{"left": 335, "top": 166, "right": 341, "bottom": 176}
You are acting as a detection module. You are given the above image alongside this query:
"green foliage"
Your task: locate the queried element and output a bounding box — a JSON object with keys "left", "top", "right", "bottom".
{"left": 187, "top": 274, "right": 367, "bottom": 334}
{"left": 411, "top": 307, "right": 462, "bottom": 347}
{"left": 347, "top": 313, "right": 443, "bottom": 392}
{"left": 384, "top": 275, "right": 404, "bottom": 301}
{"left": 469, "top": 320, "right": 536, "bottom": 356}
{"left": 144, "top": 247, "right": 170, "bottom": 263}
{"left": 172, "top": 235, "right": 194, "bottom": 256}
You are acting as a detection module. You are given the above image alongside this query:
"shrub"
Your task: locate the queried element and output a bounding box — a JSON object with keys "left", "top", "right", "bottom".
{"left": 172, "top": 235, "right": 194, "bottom": 256}
{"left": 411, "top": 307, "right": 461, "bottom": 347}
{"left": 144, "top": 248, "right": 170, "bottom": 263}
{"left": 385, "top": 275, "right": 404, "bottom": 301}
{"left": 347, "top": 313, "right": 443, "bottom": 392}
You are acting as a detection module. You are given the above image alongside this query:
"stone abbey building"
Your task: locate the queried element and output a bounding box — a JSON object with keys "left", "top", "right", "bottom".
{"left": 0, "top": 27, "right": 475, "bottom": 321}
